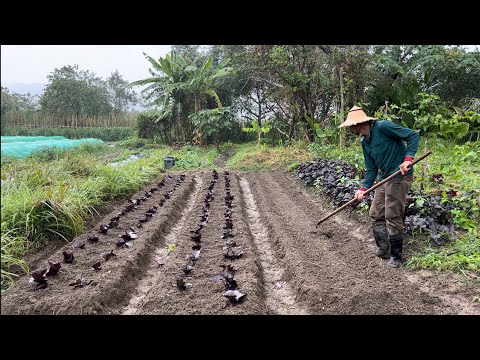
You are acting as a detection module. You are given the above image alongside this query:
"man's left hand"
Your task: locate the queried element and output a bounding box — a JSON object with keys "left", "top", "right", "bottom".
{"left": 399, "top": 161, "right": 412, "bottom": 175}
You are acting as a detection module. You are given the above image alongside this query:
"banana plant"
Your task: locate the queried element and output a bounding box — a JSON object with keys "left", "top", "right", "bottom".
{"left": 242, "top": 120, "right": 271, "bottom": 145}
{"left": 128, "top": 52, "right": 191, "bottom": 141}
{"left": 184, "top": 56, "right": 233, "bottom": 112}
{"left": 183, "top": 56, "right": 233, "bottom": 145}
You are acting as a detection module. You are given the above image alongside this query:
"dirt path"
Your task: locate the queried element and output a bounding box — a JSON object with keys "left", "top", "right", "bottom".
{"left": 2, "top": 170, "right": 478, "bottom": 315}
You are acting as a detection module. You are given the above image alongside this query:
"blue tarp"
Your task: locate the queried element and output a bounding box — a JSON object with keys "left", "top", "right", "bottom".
{"left": 1, "top": 137, "right": 104, "bottom": 157}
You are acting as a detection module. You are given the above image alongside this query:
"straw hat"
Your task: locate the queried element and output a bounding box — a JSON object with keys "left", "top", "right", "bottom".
{"left": 338, "top": 106, "right": 377, "bottom": 128}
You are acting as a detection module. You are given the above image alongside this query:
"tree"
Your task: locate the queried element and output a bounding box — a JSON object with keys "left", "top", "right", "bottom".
{"left": 171, "top": 45, "right": 202, "bottom": 61}
{"left": 1, "top": 86, "right": 38, "bottom": 133}
{"left": 366, "top": 45, "right": 480, "bottom": 111}
{"left": 107, "top": 70, "right": 138, "bottom": 115}
{"left": 267, "top": 45, "right": 337, "bottom": 142}
{"left": 40, "top": 65, "right": 112, "bottom": 123}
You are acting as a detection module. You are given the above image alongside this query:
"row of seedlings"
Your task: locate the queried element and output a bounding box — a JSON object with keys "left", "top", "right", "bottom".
{"left": 29, "top": 174, "right": 187, "bottom": 290}
{"left": 116, "top": 174, "right": 186, "bottom": 247}
{"left": 213, "top": 171, "right": 246, "bottom": 303}
{"left": 177, "top": 170, "right": 218, "bottom": 290}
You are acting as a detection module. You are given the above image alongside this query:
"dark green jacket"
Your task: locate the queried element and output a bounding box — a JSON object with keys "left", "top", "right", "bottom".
{"left": 360, "top": 120, "right": 420, "bottom": 189}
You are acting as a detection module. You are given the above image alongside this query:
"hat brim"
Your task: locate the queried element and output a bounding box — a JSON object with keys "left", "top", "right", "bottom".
{"left": 338, "top": 116, "right": 377, "bottom": 128}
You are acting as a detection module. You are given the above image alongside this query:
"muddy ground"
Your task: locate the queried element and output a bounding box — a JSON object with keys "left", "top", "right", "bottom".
{"left": 2, "top": 170, "right": 479, "bottom": 315}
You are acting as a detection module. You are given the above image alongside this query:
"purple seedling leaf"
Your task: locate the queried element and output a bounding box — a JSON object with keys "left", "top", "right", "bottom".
{"left": 45, "top": 261, "right": 61, "bottom": 276}
{"left": 63, "top": 251, "right": 74, "bottom": 263}
{"left": 31, "top": 269, "right": 47, "bottom": 283}
{"left": 223, "top": 290, "right": 246, "bottom": 303}
{"left": 224, "top": 248, "right": 244, "bottom": 259}
{"left": 99, "top": 224, "right": 109, "bottom": 234}
{"left": 87, "top": 234, "right": 99, "bottom": 242}
{"left": 103, "top": 250, "right": 116, "bottom": 261}
{"left": 191, "top": 249, "right": 201, "bottom": 261}
{"left": 212, "top": 274, "right": 223, "bottom": 283}
{"left": 92, "top": 261, "right": 102, "bottom": 271}
{"left": 191, "top": 233, "right": 201, "bottom": 242}
{"left": 176, "top": 278, "right": 187, "bottom": 290}
{"left": 69, "top": 274, "right": 92, "bottom": 288}
{"left": 155, "top": 255, "right": 166, "bottom": 267}
{"left": 182, "top": 265, "right": 193, "bottom": 274}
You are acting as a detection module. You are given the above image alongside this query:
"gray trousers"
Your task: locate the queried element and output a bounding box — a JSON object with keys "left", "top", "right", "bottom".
{"left": 369, "top": 175, "right": 413, "bottom": 236}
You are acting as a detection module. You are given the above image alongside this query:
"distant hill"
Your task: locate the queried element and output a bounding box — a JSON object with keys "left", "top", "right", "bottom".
{"left": 2, "top": 83, "right": 46, "bottom": 97}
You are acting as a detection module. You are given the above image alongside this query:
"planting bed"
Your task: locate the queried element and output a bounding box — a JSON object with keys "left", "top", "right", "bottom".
{"left": 2, "top": 170, "right": 478, "bottom": 314}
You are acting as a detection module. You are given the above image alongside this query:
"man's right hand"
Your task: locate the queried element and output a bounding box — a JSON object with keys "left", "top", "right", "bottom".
{"left": 355, "top": 189, "right": 366, "bottom": 201}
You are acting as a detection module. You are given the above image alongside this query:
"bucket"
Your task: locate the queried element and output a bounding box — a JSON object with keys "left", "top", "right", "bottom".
{"left": 163, "top": 156, "right": 175, "bottom": 169}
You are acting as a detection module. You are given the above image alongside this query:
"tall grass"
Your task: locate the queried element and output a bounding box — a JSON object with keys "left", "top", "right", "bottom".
{"left": 1, "top": 223, "right": 30, "bottom": 291}
{"left": 226, "top": 142, "right": 310, "bottom": 171}
{"left": 1, "top": 141, "right": 218, "bottom": 290}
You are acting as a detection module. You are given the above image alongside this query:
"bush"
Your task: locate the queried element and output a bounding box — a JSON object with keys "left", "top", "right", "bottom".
{"left": 136, "top": 111, "right": 168, "bottom": 142}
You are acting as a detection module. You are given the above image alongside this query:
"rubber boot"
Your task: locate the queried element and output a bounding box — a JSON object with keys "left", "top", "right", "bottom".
{"left": 373, "top": 226, "right": 389, "bottom": 259}
{"left": 388, "top": 233, "right": 403, "bottom": 268}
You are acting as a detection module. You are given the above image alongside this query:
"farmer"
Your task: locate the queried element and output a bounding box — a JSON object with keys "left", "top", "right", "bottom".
{"left": 339, "top": 106, "right": 420, "bottom": 268}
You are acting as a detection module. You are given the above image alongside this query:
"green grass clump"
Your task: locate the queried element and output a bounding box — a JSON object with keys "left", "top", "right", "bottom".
{"left": 406, "top": 229, "right": 480, "bottom": 276}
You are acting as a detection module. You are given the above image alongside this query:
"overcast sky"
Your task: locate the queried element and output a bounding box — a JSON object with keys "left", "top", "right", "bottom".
{"left": 2, "top": 45, "right": 478, "bottom": 85}
{"left": 1, "top": 45, "right": 173, "bottom": 84}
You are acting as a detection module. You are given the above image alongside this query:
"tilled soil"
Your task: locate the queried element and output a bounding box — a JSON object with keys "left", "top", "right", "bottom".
{"left": 2, "top": 170, "right": 479, "bottom": 315}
